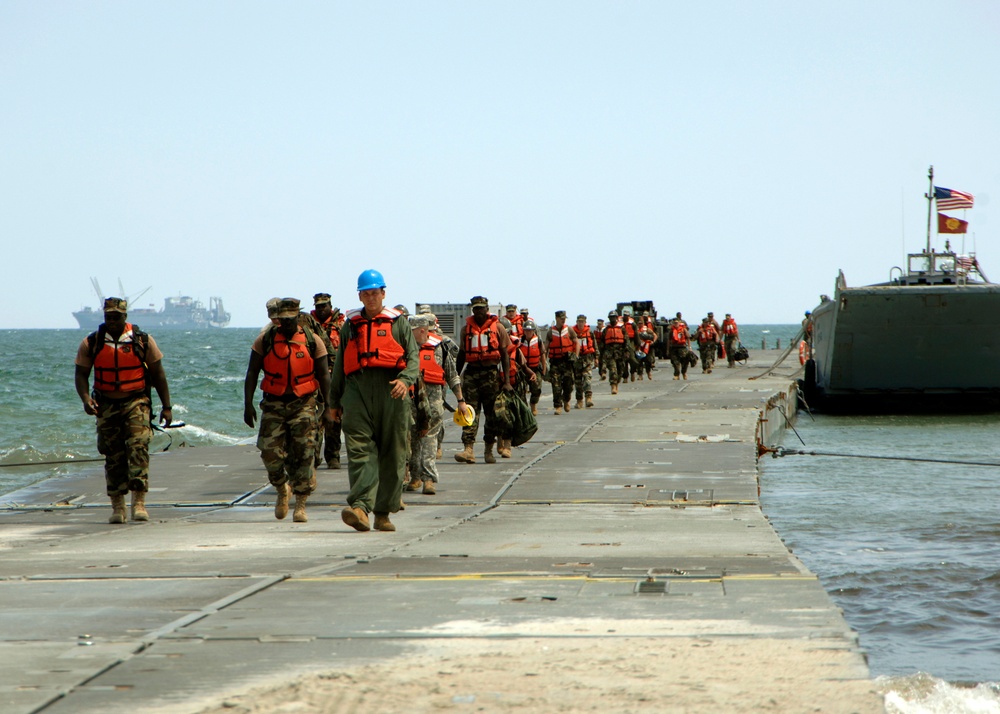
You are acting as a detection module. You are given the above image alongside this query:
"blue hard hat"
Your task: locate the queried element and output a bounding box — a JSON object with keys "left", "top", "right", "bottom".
{"left": 357, "top": 269, "right": 386, "bottom": 292}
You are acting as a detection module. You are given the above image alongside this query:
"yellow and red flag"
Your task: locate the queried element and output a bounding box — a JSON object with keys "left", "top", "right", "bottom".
{"left": 938, "top": 213, "right": 969, "bottom": 234}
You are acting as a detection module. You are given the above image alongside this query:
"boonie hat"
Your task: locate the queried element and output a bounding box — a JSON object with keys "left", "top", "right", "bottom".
{"left": 276, "top": 298, "right": 300, "bottom": 319}
{"left": 408, "top": 314, "right": 431, "bottom": 328}
{"left": 576, "top": 314, "right": 586, "bottom": 321}
{"left": 313, "top": 293, "right": 331, "bottom": 305}
{"left": 103, "top": 297, "right": 127, "bottom": 313}
{"left": 417, "top": 304, "right": 432, "bottom": 314}
{"left": 505, "top": 304, "right": 517, "bottom": 311}
{"left": 555, "top": 310, "right": 566, "bottom": 318}
{"left": 266, "top": 297, "right": 281, "bottom": 317}
{"left": 470, "top": 296, "right": 489, "bottom": 307}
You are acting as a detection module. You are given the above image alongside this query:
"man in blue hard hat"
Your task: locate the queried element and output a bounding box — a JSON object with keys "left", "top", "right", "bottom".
{"left": 331, "top": 269, "right": 420, "bottom": 533}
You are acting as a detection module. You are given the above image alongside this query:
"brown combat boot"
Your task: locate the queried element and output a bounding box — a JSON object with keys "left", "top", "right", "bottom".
{"left": 130, "top": 491, "right": 149, "bottom": 522}
{"left": 373, "top": 512, "right": 396, "bottom": 531}
{"left": 585, "top": 395, "right": 594, "bottom": 408}
{"left": 638, "top": 373, "right": 644, "bottom": 381}
{"left": 564, "top": 403, "right": 571, "bottom": 413}
{"left": 498, "top": 438, "right": 512, "bottom": 458}
{"left": 327, "top": 455, "right": 341, "bottom": 470}
{"left": 575, "top": 399, "right": 583, "bottom": 409}
{"left": 109, "top": 494, "right": 127, "bottom": 524}
{"left": 293, "top": 493, "right": 309, "bottom": 523}
{"left": 274, "top": 482, "right": 290, "bottom": 520}
{"left": 484, "top": 443, "right": 496, "bottom": 464}
{"left": 422, "top": 480, "right": 436, "bottom": 495}
{"left": 454, "top": 443, "right": 475, "bottom": 464}
{"left": 531, "top": 403, "right": 537, "bottom": 416}
{"left": 405, "top": 479, "right": 423, "bottom": 492}
{"left": 341, "top": 505, "right": 370, "bottom": 531}
{"left": 436, "top": 446, "right": 443, "bottom": 460}
{"left": 611, "top": 384, "right": 618, "bottom": 395}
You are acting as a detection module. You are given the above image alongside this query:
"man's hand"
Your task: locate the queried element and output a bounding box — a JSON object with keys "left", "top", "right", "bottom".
{"left": 82, "top": 396, "right": 98, "bottom": 416}
{"left": 322, "top": 407, "right": 336, "bottom": 424}
{"left": 243, "top": 404, "right": 257, "bottom": 429}
{"left": 502, "top": 382, "right": 514, "bottom": 393}
{"left": 332, "top": 406, "right": 343, "bottom": 423}
{"left": 389, "top": 380, "right": 408, "bottom": 399}
{"left": 159, "top": 407, "right": 173, "bottom": 427}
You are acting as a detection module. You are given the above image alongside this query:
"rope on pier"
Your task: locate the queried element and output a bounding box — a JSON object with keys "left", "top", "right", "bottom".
{"left": 748, "top": 326, "right": 806, "bottom": 380}
{"left": 761, "top": 445, "right": 1000, "bottom": 468}
{"left": 0, "top": 424, "right": 181, "bottom": 469}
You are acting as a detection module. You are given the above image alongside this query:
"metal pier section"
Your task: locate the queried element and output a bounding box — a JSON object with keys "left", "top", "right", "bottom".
{"left": 0, "top": 361, "right": 884, "bottom": 713}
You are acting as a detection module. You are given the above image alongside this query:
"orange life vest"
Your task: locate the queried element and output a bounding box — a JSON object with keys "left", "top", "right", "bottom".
{"left": 419, "top": 335, "right": 446, "bottom": 385}
{"left": 343, "top": 307, "right": 408, "bottom": 376}
{"left": 722, "top": 318, "right": 738, "bottom": 336}
{"left": 519, "top": 336, "right": 542, "bottom": 368}
{"left": 261, "top": 327, "right": 319, "bottom": 397}
{"left": 92, "top": 323, "right": 147, "bottom": 394}
{"left": 464, "top": 315, "right": 502, "bottom": 363}
{"left": 623, "top": 319, "right": 637, "bottom": 340}
{"left": 506, "top": 342, "right": 520, "bottom": 385}
{"left": 603, "top": 324, "right": 625, "bottom": 345}
{"left": 312, "top": 310, "right": 341, "bottom": 350}
{"left": 575, "top": 324, "right": 596, "bottom": 355}
{"left": 507, "top": 313, "right": 524, "bottom": 338}
{"left": 548, "top": 325, "right": 574, "bottom": 359}
{"left": 697, "top": 325, "right": 719, "bottom": 345}
{"left": 670, "top": 324, "right": 690, "bottom": 345}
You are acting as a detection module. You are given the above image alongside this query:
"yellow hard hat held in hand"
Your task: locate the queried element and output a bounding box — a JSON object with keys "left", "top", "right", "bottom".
{"left": 452, "top": 403, "right": 475, "bottom": 427}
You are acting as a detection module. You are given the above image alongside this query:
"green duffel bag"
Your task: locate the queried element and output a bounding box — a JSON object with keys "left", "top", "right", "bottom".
{"left": 493, "top": 391, "right": 538, "bottom": 447}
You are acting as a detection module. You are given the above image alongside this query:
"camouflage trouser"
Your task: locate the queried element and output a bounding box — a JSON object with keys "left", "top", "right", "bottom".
{"left": 409, "top": 383, "right": 445, "bottom": 483}
{"left": 527, "top": 366, "right": 544, "bottom": 405}
{"left": 574, "top": 354, "right": 594, "bottom": 400}
{"left": 317, "top": 418, "right": 342, "bottom": 466}
{"left": 669, "top": 345, "right": 690, "bottom": 377}
{"left": 549, "top": 358, "right": 574, "bottom": 408}
{"left": 637, "top": 352, "right": 652, "bottom": 376}
{"left": 257, "top": 394, "right": 318, "bottom": 495}
{"left": 596, "top": 347, "right": 605, "bottom": 377}
{"left": 96, "top": 394, "right": 152, "bottom": 496}
{"left": 461, "top": 364, "right": 501, "bottom": 446}
{"left": 602, "top": 344, "right": 626, "bottom": 386}
{"left": 699, "top": 343, "right": 717, "bottom": 371}
{"left": 724, "top": 336, "right": 738, "bottom": 366}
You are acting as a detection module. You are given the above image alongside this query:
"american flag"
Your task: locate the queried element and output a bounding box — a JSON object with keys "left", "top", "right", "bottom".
{"left": 934, "top": 186, "right": 974, "bottom": 211}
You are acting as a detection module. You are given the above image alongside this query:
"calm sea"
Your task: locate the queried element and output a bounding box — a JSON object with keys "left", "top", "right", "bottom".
{"left": 2, "top": 326, "right": 997, "bottom": 712}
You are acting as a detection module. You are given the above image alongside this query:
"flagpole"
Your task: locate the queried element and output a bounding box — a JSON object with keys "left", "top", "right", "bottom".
{"left": 925, "top": 165, "right": 934, "bottom": 253}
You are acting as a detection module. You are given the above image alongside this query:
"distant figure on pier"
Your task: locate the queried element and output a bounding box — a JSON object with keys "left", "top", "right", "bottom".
{"left": 722, "top": 313, "right": 740, "bottom": 368}
{"left": 244, "top": 298, "right": 332, "bottom": 524}
{"left": 546, "top": 310, "right": 580, "bottom": 415}
{"left": 331, "top": 270, "right": 419, "bottom": 533}
{"left": 75, "top": 297, "right": 173, "bottom": 524}
{"left": 637, "top": 311, "right": 658, "bottom": 380}
{"left": 455, "top": 296, "right": 513, "bottom": 465}
{"left": 311, "top": 293, "right": 343, "bottom": 470}
{"left": 600, "top": 311, "right": 628, "bottom": 394}
{"left": 594, "top": 318, "right": 606, "bottom": 381}
{"left": 668, "top": 317, "right": 692, "bottom": 380}
{"left": 571, "top": 314, "right": 596, "bottom": 408}
{"left": 519, "top": 320, "right": 547, "bottom": 415}
{"left": 696, "top": 317, "right": 720, "bottom": 373}
{"left": 802, "top": 310, "right": 814, "bottom": 347}
{"left": 407, "top": 314, "right": 465, "bottom": 494}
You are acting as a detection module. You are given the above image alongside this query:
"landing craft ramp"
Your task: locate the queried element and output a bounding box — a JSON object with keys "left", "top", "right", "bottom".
{"left": 0, "top": 360, "right": 883, "bottom": 713}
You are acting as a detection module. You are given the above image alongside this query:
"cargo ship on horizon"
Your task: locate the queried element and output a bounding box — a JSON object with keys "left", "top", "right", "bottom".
{"left": 73, "top": 278, "right": 230, "bottom": 330}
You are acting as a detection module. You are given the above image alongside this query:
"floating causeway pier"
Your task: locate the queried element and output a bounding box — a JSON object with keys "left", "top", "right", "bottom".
{"left": 0, "top": 359, "right": 883, "bottom": 713}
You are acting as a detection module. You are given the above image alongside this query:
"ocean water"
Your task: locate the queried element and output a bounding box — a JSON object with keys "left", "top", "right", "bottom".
{"left": 3, "top": 325, "right": 995, "bottom": 711}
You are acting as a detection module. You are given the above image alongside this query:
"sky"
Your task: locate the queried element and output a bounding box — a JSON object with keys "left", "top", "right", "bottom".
{"left": 2, "top": 1, "right": 999, "bottom": 329}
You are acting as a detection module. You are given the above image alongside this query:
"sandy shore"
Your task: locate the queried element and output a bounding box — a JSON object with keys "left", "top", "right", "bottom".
{"left": 195, "top": 636, "right": 884, "bottom": 713}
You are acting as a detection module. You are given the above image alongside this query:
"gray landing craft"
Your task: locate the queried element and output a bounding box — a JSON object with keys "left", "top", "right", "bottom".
{"left": 802, "top": 166, "right": 1000, "bottom": 412}
{"left": 73, "top": 277, "right": 230, "bottom": 330}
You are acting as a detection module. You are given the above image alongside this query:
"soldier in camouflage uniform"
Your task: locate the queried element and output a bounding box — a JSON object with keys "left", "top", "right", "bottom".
{"left": 546, "top": 310, "right": 580, "bottom": 414}
{"left": 75, "top": 297, "right": 173, "bottom": 524}
{"left": 456, "top": 296, "right": 513, "bottom": 464}
{"left": 518, "top": 320, "right": 547, "bottom": 416}
{"left": 600, "top": 311, "right": 628, "bottom": 394}
{"left": 571, "top": 314, "right": 596, "bottom": 408}
{"left": 310, "top": 293, "right": 343, "bottom": 469}
{"left": 667, "top": 317, "right": 693, "bottom": 380}
{"left": 244, "top": 298, "right": 334, "bottom": 523}
{"left": 407, "top": 314, "right": 466, "bottom": 493}
{"left": 595, "top": 318, "right": 606, "bottom": 380}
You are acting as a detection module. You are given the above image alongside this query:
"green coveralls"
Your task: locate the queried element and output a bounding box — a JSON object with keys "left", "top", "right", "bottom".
{"left": 330, "top": 315, "right": 419, "bottom": 515}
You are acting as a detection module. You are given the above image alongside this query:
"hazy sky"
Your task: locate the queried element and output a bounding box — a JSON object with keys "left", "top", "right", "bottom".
{"left": 3, "top": 1, "right": 998, "bottom": 329}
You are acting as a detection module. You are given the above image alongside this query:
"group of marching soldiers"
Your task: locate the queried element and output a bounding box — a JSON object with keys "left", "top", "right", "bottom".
{"left": 240, "top": 280, "right": 743, "bottom": 530}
